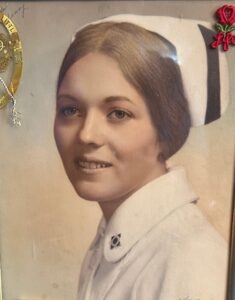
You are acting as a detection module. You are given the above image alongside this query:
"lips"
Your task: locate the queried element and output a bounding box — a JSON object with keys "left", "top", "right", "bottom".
{"left": 75, "top": 157, "right": 112, "bottom": 170}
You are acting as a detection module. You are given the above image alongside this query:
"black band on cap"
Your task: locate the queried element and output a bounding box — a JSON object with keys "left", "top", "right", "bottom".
{"left": 198, "top": 24, "right": 221, "bottom": 124}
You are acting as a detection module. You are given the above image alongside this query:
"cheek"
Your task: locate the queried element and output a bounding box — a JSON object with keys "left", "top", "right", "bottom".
{"left": 112, "top": 125, "right": 159, "bottom": 163}
{"left": 54, "top": 121, "right": 73, "bottom": 157}
{"left": 54, "top": 121, "right": 63, "bottom": 152}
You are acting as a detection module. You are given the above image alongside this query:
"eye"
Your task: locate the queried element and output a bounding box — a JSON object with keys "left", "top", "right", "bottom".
{"left": 108, "top": 109, "right": 132, "bottom": 121}
{"left": 58, "top": 106, "right": 81, "bottom": 118}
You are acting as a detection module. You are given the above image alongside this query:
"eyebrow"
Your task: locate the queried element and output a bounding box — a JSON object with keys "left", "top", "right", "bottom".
{"left": 57, "top": 94, "right": 77, "bottom": 102}
{"left": 104, "top": 96, "right": 135, "bottom": 105}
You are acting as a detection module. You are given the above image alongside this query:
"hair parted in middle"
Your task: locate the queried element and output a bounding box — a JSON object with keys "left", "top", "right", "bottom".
{"left": 57, "top": 21, "right": 191, "bottom": 160}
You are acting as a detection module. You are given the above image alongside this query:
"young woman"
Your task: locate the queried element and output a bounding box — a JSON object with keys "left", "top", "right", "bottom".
{"left": 54, "top": 15, "right": 228, "bottom": 300}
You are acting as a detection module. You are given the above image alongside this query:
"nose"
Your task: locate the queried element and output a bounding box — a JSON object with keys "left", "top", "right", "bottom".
{"left": 77, "top": 110, "right": 104, "bottom": 146}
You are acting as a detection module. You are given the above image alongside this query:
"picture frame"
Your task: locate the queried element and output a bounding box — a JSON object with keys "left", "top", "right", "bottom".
{"left": 0, "top": 1, "right": 234, "bottom": 299}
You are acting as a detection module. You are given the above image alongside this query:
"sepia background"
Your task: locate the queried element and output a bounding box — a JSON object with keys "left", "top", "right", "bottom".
{"left": 0, "top": 1, "right": 234, "bottom": 299}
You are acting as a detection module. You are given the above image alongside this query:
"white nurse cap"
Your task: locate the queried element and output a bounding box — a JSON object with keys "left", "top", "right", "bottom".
{"left": 74, "top": 14, "right": 229, "bottom": 127}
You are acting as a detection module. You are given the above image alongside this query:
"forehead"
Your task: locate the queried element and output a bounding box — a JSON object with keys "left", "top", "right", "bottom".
{"left": 58, "top": 52, "right": 145, "bottom": 107}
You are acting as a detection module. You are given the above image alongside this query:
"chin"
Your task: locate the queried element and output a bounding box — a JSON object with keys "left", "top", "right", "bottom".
{"left": 73, "top": 182, "right": 113, "bottom": 202}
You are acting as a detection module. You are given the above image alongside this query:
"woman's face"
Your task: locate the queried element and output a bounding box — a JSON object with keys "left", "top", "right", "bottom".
{"left": 54, "top": 52, "right": 166, "bottom": 206}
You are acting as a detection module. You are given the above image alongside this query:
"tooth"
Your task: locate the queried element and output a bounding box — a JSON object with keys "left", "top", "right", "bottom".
{"left": 89, "top": 162, "right": 95, "bottom": 169}
{"left": 79, "top": 161, "right": 84, "bottom": 167}
{"left": 83, "top": 161, "right": 89, "bottom": 168}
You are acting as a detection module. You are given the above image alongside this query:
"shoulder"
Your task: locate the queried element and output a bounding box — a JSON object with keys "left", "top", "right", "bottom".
{"left": 133, "top": 203, "right": 228, "bottom": 300}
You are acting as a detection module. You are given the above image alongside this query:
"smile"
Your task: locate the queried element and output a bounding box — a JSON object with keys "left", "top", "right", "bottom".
{"left": 78, "top": 160, "right": 111, "bottom": 169}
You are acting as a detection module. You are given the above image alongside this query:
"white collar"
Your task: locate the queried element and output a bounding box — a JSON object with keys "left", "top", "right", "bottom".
{"left": 91, "top": 166, "right": 198, "bottom": 263}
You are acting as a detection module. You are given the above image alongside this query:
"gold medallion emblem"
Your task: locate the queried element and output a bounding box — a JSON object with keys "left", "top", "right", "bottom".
{"left": 0, "top": 12, "right": 23, "bottom": 109}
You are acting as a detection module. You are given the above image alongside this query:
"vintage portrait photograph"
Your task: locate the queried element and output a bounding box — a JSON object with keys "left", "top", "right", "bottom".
{"left": 0, "top": 1, "right": 235, "bottom": 300}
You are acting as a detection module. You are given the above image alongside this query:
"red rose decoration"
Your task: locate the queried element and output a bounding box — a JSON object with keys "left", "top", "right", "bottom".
{"left": 211, "top": 31, "right": 235, "bottom": 51}
{"left": 211, "top": 5, "right": 235, "bottom": 51}
{"left": 216, "top": 5, "right": 235, "bottom": 25}
{"left": 211, "top": 32, "right": 224, "bottom": 49}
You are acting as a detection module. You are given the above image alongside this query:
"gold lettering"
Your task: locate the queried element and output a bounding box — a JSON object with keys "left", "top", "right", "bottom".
{"left": 6, "top": 23, "right": 16, "bottom": 33}
{"left": 2, "top": 16, "right": 16, "bottom": 33}
{"left": 3, "top": 18, "right": 9, "bottom": 26}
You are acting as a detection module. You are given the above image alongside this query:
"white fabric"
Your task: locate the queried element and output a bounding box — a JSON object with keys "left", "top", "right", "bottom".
{"left": 77, "top": 166, "right": 228, "bottom": 300}
{"left": 75, "top": 14, "right": 229, "bottom": 127}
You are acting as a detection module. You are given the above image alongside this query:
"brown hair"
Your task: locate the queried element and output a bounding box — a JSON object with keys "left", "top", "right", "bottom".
{"left": 57, "top": 22, "right": 191, "bottom": 159}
